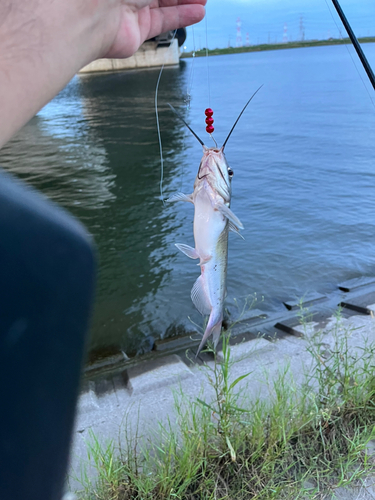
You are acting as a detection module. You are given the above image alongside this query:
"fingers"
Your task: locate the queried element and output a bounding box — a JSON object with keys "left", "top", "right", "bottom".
{"left": 147, "top": 3, "right": 205, "bottom": 40}
{"left": 153, "top": 0, "right": 206, "bottom": 7}
{"left": 104, "top": 1, "right": 206, "bottom": 59}
{"left": 131, "top": 0, "right": 207, "bottom": 11}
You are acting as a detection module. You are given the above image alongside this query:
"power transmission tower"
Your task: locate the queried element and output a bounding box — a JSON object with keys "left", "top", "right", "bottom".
{"left": 236, "top": 17, "right": 242, "bottom": 47}
{"left": 283, "top": 23, "right": 288, "bottom": 43}
{"left": 299, "top": 15, "right": 305, "bottom": 41}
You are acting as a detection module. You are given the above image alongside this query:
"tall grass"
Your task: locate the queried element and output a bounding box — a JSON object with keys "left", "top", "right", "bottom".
{"left": 75, "top": 309, "right": 375, "bottom": 499}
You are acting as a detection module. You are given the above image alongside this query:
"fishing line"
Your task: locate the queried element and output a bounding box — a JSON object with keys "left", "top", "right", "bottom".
{"left": 185, "top": 26, "right": 196, "bottom": 109}
{"left": 205, "top": 15, "right": 211, "bottom": 109}
{"left": 180, "top": 26, "right": 198, "bottom": 192}
{"left": 155, "top": 30, "right": 177, "bottom": 204}
{"left": 323, "top": 0, "right": 375, "bottom": 109}
{"left": 155, "top": 65, "right": 165, "bottom": 204}
{"left": 204, "top": 13, "right": 217, "bottom": 146}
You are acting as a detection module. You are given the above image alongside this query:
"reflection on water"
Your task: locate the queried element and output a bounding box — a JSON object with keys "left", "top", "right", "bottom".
{"left": 0, "top": 64, "right": 194, "bottom": 356}
{"left": 1, "top": 84, "right": 115, "bottom": 211}
{"left": 1, "top": 46, "right": 375, "bottom": 358}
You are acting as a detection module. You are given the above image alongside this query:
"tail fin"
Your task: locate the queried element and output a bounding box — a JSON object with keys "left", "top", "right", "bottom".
{"left": 196, "top": 316, "right": 222, "bottom": 357}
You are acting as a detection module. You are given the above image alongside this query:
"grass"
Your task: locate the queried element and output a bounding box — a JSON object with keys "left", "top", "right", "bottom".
{"left": 180, "top": 36, "right": 375, "bottom": 59}
{"left": 75, "top": 306, "right": 375, "bottom": 499}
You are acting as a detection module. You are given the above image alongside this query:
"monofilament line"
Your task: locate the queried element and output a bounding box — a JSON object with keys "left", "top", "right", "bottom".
{"left": 155, "top": 63, "right": 165, "bottom": 204}
{"left": 185, "top": 26, "right": 196, "bottom": 109}
{"left": 205, "top": 14, "right": 216, "bottom": 145}
{"left": 205, "top": 14, "right": 211, "bottom": 108}
{"left": 155, "top": 30, "right": 177, "bottom": 204}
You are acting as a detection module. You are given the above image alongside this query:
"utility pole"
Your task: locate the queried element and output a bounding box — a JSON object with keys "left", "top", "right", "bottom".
{"left": 245, "top": 32, "right": 250, "bottom": 47}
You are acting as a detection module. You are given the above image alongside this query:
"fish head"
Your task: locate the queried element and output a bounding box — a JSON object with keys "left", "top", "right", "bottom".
{"left": 194, "top": 146, "right": 233, "bottom": 202}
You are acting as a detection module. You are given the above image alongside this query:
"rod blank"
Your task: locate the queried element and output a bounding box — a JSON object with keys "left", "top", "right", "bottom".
{"left": 330, "top": 0, "right": 375, "bottom": 91}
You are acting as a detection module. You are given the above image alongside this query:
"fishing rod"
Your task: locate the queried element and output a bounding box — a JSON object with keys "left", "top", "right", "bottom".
{"left": 330, "top": 0, "right": 375, "bottom": 91}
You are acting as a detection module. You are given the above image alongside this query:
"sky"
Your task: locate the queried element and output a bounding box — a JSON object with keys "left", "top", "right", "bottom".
{"left": 183, "top": 0, "right": 375, "bottom": 51}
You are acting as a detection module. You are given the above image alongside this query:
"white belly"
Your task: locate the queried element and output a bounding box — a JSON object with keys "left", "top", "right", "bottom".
{"left": 193, "top": 184, "right": 228, "bottom": 310}
{"left": 193, "top": 184, "right": 226, "bottom": 259}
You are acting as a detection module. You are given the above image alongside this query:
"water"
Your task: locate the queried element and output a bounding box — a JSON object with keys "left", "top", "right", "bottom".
{"left": 1, "top": 44, "right": 375, "bottom": 358}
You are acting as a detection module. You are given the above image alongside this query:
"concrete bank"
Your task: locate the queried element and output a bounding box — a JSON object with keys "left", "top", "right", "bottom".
{"left": 79, "top": 39, "right": 179, "bottom": 73}
{"left": 68, "top": 277, "right": 375, "bottom": 498}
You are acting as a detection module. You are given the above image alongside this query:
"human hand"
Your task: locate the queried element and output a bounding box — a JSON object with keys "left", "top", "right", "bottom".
{"left": 0, "top": 0, "right": 206, "bottom": 147}
{"left": 101, "top": 0, "right": 206, "bottom": 59}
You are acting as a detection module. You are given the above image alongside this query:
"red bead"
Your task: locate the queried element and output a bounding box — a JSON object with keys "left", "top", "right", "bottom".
{"left": 205, "top": 108, "right": 213, "bottom": 117}
{"left": 206, "top": 125, "right": 214, "bottom": 134}
{"left": 205, "top": 117, "right": 214, "bottom": 126}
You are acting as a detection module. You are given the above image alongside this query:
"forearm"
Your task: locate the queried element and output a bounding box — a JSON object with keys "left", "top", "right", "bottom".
{"left": 0, "top": 0, "right": 205, "bottom": 149}
{"left": 0, "top": 1, "right": 116, "bottom": 148}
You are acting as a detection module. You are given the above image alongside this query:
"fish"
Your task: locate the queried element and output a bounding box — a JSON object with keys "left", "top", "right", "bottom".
{"left": 168, "top": 87, "right": 262, "bottom": 356}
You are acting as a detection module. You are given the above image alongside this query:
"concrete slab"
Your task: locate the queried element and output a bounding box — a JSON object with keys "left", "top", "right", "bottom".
{"left": 126, "top": 354, "right": 194, "bottom": 396}
{"left": 322, "top": 479, "right": 375, "bottom": 500}
{"left": 338, "top": 276, "right": 375, "bottom": 293}
{"left": 216, "top": 337, "right": 275, "bottom": 363}
{"left": 283, "top": 291, "right": 327, "bottom": 310}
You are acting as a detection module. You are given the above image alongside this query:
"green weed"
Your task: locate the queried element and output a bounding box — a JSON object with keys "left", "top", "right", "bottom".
{"left": 76, "top": 307, "right": 375, "bottom": 499}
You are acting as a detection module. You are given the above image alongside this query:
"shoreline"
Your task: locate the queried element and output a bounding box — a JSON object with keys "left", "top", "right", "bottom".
{"left": 180, "top": 36, "right": 375, "bottom": 58}
{"left": 84, "top": 277, "right": 375, "bottom": 381}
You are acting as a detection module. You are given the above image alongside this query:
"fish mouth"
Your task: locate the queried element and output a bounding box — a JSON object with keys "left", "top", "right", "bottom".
{"left": 206, "top": 147, "right": 222, "bottom": 154}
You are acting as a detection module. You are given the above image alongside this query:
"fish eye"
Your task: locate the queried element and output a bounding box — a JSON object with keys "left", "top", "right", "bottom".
{"left": 228, "top": 167, "right": 234, "bottom": 177}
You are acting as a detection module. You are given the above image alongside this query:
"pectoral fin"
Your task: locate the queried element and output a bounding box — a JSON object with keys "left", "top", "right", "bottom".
{"left": 175, "top": 243, "right": 199, "bottom": 260}
{"left": 215, "top": 203, "right": 244, "bottom": 230}
{"left": 191, "top": 275, "right": 211, "bottom": 316}
{"left": 167, "top": 192, "right": 193, "bottom": 204}
{"left": 229, "top": 221, "right": 245, "bottom": 240}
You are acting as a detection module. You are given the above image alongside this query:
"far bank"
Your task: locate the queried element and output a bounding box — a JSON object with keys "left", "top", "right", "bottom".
{"left": 181, "top": 36, "right": 375, "bottom": 58}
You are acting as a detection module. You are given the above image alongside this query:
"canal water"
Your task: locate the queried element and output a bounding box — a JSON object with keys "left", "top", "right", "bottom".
{"left": 1, "top": 44, "right": 375, "bottom": 358}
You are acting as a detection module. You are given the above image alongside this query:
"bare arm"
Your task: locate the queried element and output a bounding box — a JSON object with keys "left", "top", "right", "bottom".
{"left": 0, "top": 0, "right": 206, "bottom": 148}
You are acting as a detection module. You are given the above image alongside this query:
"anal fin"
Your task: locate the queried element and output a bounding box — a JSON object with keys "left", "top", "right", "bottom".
{"left": 191, "top": 275, "right": 211, "bottom": 316}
